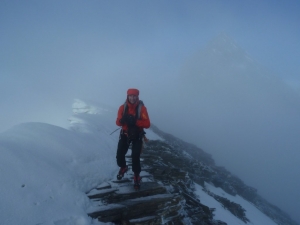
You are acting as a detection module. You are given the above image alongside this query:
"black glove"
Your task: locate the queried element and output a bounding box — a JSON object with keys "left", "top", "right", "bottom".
{"left": 119, "top": 115, "right": 128, "bottom": 125}
{"left": 127, "top": 115, "right": 136, "bottom": 127}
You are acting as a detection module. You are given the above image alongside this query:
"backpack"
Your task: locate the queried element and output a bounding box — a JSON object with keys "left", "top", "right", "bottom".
{"left": 122, "top": 100, "right": 145, "bottom": 140}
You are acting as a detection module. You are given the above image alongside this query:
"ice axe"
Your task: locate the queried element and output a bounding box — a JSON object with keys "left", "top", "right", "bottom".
{"left": 110, "top": 127, "right": 121, "bottom": 135}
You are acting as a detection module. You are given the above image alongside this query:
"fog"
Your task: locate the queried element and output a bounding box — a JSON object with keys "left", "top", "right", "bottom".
{"left": 154, "top": 34, "right": 300, "bottom": 224}
{"left": 1, "top": 1, "right": 300, "bottom": 223}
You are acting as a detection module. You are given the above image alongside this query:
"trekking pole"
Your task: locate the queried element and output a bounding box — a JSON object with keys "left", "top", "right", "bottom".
{"left": 110, "top": 127, "right": 121, "bottom": 135}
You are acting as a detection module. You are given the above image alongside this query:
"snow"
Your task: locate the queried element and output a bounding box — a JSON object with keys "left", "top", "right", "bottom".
{"left": 0, "top": 121, "right": 116, "bottom": 225}
{"left": 195, "top": 182, "right": 277, "bottom": 225}
{"left": 129, "top": 216, "right": 156, "bottom": 222}
{"left": 87, "top": 188, "right": 117, "bottom": 197}
{"left": 0, "top": 99, "right": 278, "bottom": 225}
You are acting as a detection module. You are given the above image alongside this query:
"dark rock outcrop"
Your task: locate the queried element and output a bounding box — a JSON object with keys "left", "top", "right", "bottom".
{"left": 86, "top": 141, "right": 224, "bottom": 225}
{"left": 147, "top": 126, "right": 298, "bottom": 225}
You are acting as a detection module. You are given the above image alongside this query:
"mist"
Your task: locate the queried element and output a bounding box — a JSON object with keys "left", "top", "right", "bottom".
{"left": 151, "top": 34, "right": 300, "bottom": 223}
{"left": 1, "top": 1, "right": 300, "bottom": 223}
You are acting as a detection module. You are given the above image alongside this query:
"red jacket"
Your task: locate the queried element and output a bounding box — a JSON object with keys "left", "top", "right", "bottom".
{"left": 116, "top": 100, "right": 150, "bottom": 131}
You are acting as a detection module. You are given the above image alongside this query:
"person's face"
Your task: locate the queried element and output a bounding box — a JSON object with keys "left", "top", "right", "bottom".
{"left": 128, "top": 95, "right": 138, "bottom": 104}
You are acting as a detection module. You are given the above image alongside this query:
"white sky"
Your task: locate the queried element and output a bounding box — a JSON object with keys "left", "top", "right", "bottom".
{"left": 1, "top": 0, "right": 300, "bottom": 132}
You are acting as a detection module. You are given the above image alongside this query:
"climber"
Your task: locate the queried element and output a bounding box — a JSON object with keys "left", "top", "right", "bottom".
{"left": 115, "top": 88, "right": 150, "bottom": 189}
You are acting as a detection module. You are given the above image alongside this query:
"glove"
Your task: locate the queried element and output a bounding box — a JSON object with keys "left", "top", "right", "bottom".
{"left": 119, "top": 115, "right": 128, "bottom": 125}
{"left": 127, "top": 115, "right": 136, "bottom": 127}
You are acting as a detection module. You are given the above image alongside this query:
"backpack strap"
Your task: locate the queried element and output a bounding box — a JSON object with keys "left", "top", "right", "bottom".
{"left": 122, "top": 101, "right": 128, "bottom": 117}
{"left": 136, "top": 100, "right": 144, "bottom": 119}
{"left": 123, "top": 100, "right": 144, "bottom": 119}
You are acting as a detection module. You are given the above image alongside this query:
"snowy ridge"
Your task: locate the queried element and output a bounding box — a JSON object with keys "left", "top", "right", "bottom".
{"left": 0, "top": 99, "right": 296, "bottom": 225}
{"left": 69, "top": 99, "right": 163, "bottom": 141}
{"left": 72, "top": 99, "right": 113, "bottom": 115}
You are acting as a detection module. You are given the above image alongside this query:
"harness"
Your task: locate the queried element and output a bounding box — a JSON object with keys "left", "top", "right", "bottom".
{"left": 122, "top": 100, "right": 144, "bottom": 119}
{"left": 121, "top": 100, "right": 145, "bottom": 141}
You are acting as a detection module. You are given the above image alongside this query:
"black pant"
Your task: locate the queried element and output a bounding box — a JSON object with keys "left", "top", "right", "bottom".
{"left": 116, "top": 133, "right": 143, "bottom": 175}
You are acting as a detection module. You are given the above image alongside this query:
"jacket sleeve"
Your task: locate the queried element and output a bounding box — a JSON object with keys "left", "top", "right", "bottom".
{"left": 136, "top": 106, "right": 150, "bottom": 129}
{"left": 116, "top": 105, "right": 124, "bottom": 126}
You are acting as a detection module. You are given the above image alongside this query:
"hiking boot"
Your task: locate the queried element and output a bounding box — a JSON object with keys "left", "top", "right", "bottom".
{"left": 133, "top": 175, "right": 142, "bottom": 190}
{"left": 117, "top": 166, "right": 128, "bottom": 180}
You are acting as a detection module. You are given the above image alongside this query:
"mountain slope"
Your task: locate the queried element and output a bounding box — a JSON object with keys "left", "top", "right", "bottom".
{"left": 147, "top": 126, "right": 298, "bottom": 225}
{"left": 168, "top": 33, "right": 300, "bottom": 224}
{"left": 0, "top": 99, "right": 298, "bottom": 225}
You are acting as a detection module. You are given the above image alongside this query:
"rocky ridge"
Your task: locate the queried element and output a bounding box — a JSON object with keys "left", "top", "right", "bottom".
{"left": 150, "top": 125, "right": 298, "bottom": 225}
{"left": 86, "top": 125, "right": 298, "bottom": 225}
